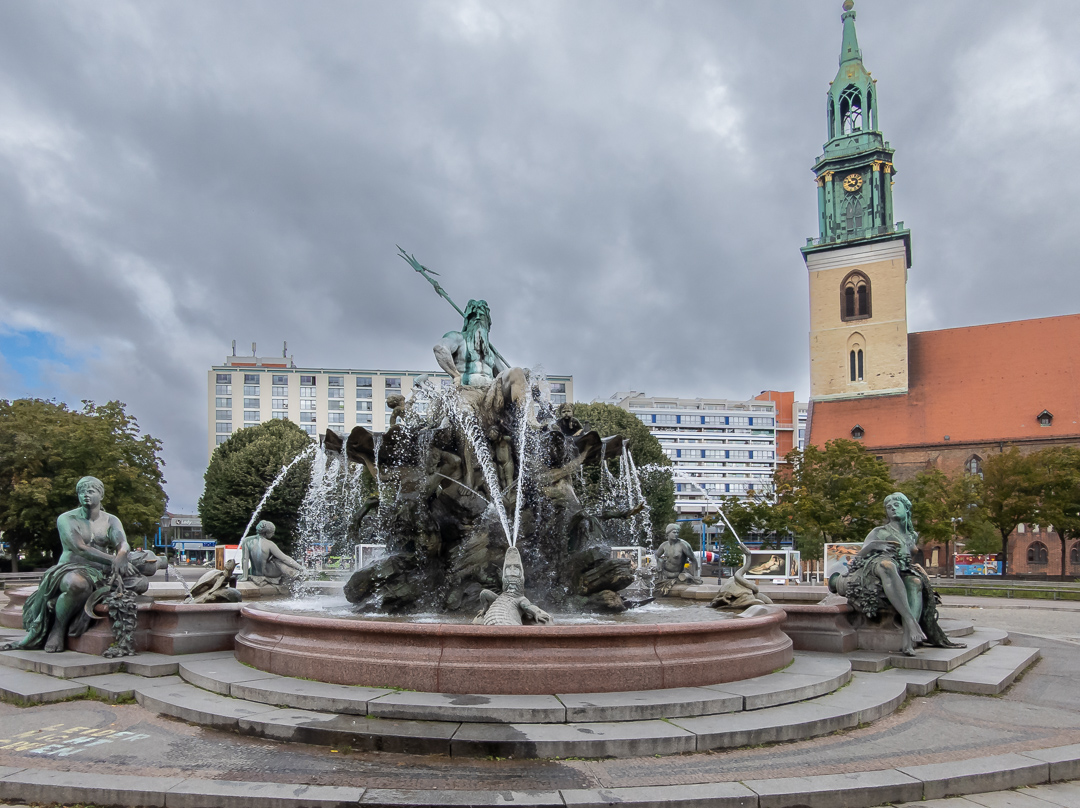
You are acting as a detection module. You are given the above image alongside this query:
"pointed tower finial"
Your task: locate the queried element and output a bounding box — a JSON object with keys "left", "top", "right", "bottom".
{"left": 839, "top": 0, "right": 862, "bottom": 66}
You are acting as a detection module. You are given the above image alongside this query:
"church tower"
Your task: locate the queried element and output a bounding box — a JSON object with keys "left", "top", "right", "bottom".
{"left": 801, "top": 0, "right": 911, "bottom": 401}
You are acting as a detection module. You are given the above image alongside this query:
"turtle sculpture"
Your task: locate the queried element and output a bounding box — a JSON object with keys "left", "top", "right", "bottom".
{"left": 474, "top": 547, "right": 552, "bottom": 626}
{"left": 184, "top": 559, "right": 243, "bottom": 604}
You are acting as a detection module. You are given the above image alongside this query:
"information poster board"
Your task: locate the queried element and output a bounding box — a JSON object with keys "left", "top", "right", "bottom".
{"left": 823, "top": 543, "right": 863, "bottom": 580}
{"left": 954, "top": 553, "right": 1002, "bottom": 576}
{"left": 743, "top": 549, "right": 800, "bottom": 580}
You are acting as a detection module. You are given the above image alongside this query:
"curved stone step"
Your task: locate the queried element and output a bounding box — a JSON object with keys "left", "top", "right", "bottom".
{"left": 134, "top": 665, "right": 914, "bottom": 759}
{"left": 176, "top": 651, "right": 852, "bottom": 724}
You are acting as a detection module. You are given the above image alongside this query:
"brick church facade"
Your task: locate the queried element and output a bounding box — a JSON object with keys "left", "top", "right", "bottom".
{"left": 800, "top": 2, "right": 1080, "bottom": 576}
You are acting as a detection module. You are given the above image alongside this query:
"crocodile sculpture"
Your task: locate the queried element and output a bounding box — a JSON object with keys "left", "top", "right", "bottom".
{"left": 475, "top": 547, "right": 553, "bottom": 626}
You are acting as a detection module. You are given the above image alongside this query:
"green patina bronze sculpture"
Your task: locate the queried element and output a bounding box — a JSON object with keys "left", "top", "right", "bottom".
{"left": 239, "top": 520, "right": 304, "bottom": 592}
{"left": 474, "top": 547, "right": 552, "bottom": 626}
{"left": 184, "top": 559, "right": 243, "bottom": 604}
{"left": 342, "top": 251, "right": 643, "bottom": 615}
{"left": 1, "top": 476, "right": 160, "bottom": 654}
{"left": 433, "top": 298, "right": 539, "bottom": 430}
{"left": 655, "top": 523, "right": 703, "bottom": 593}
{"left": 830, "top": 491, "right": 964, "bottom": 656}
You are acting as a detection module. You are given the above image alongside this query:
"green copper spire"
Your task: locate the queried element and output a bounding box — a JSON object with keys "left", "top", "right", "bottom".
{"left": 839, "top": 0, "right": 862, "bottom": 66}
{"left": 802, "top": 0, "right": 911, "bottom": 266}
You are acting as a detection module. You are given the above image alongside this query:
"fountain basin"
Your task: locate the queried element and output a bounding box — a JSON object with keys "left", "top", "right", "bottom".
{"left": 234, "top": 604, "right": 793, "bottom": 695}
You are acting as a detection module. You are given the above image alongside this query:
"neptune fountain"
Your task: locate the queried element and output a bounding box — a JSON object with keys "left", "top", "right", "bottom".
{"left": 328, "top": 250, "right": 649, "bottom": 619}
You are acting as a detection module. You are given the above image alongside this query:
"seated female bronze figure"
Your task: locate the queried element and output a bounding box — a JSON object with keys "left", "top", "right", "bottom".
{"left": 2, "top": 476, "right": 160, "bottom": 653}
{"left": 830, "top": 491, "right": 963, "bottom": 656}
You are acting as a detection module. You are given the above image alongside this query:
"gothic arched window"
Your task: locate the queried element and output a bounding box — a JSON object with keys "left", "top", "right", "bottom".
{"left": 843, "top": 196, "right": 864, "bottom": 234}
{"left": 840, "top": 271, "right": 872, "bottom": 321}
{"left": 849, "top": 349, "right": 864, "bottom": 382}
{"left": 840, "top": 85, "right": 863, "bottom": 134}
{"left": 1027, "top": 541, "right": 1049, "bottom": 565}
{"left": 966, "top": 455, "right": 983, "bottom": 477}
{"left": 1071, "top": 543, "right": 1080, "bottom": 565}
{"left": 866, "top": 89, "right": 874, "bottom": 130}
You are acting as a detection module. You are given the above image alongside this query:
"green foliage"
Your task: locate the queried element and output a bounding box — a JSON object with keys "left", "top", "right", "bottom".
{"left": 0, "top": 399, "right": 167, "bottom": 571}
{"left": 198, "top": 420, "right": 312, "bottom": 553}
{"left": 571, "top": 403, "right": 675, "bottom": 542}
{"left": 900, "top": 469, "right": 953, "bottom": 545}
{"left": 773, "top": 439, "right": 895, "bottom": 560}
{"left": 1030, "top": 446, "right": 1080, "bottom": 576}
{"left": 981, "top": 447, "right": 1041, "bottom": 575}
{"left": 571, "top": 403, "right": 668, "bottom": 467}
{"left": 677, "top": 521, "right": 696, "bottom": 544}
{"left": 959, "top": 517, "right": 1000, "bottom": 555}
{"left": 707, "top": 495, "right": 784, "bottom": 548}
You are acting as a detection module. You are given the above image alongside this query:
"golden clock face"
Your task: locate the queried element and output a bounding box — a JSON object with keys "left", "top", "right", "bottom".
{"left": 843, "top": 173, "right": 863, "bottom": 192}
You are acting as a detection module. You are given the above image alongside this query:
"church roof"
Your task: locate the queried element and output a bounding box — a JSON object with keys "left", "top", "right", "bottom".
{"left": 808, "top": 313, "right": 1080, "bottom": 449}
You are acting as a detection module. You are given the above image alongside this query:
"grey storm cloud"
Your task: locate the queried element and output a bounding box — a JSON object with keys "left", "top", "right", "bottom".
{"left": 1, "top": 0, "right": 1079, "bottom": 511}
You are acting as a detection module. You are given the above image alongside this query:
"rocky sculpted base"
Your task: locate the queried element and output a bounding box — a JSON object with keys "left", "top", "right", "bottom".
{"left": 234, "top": 603, "right": 794, "bottom": 695}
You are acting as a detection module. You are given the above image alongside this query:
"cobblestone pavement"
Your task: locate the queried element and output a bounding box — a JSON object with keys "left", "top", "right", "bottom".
{"left": 0, "top": 592, "right": 1077, "bottom": 793}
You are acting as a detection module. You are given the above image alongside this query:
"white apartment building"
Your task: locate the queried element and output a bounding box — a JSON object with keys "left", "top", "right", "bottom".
{"left": 208, "top": 352, "right": 573, "bottom": 459}
{"left": 602, "top": 392, "right": 805, "bottom": 527}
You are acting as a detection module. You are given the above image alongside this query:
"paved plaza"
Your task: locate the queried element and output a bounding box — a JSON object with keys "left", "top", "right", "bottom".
{"left": 0, "top": 593, "right": 1078, "bottom": 807}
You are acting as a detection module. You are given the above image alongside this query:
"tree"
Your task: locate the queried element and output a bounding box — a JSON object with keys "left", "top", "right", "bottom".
{"left": 677, "top": 521, "right": 697, "bottom": 545}
{"left": 981, "top": 447, "right": 1041, "bottom": 576}
{"left": 198, "top": 420, "right": 313, "bottom": 555}
{"left": 1031, "top": 446, "right": 1080, "bottom": 577}
{"left": 773, "top": 439, "right": 895, "bottom": 560}
{"left": 0, "top": 399, "right": 167, "bottom": 571}
{"left": 901, "top": 469, "right": 953, "bottom": 549}
{"left": 571, "top": 403, "right": 675, "bottom": 542}
{"left": 900, "top": 468, "right": 993, "bottom": 574}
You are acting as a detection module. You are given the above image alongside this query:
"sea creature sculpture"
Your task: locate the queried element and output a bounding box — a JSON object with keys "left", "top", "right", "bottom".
{"left": 475, "top": 547, "right": 552, "bottom": 626}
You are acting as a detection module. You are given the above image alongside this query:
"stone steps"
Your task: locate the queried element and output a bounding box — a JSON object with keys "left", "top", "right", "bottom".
{"left": 2, "top": 751, "right": 1079, "bottom": 808}
{"left": 843, "top": 626, "right": 1008, "bottom": 672}
{"left": 0, "top": 628, "right": 1032, "bottom": 760}
{"left": 175, "top": 651, "right": 853, "bottom": 724}
{"left": 0, "top": 647, "right": 219, "bottom": 679}
{"left": 937, "top": 643, "right": 1041, "bottom": 695}
{"left": 127, "top": 664, "right": 926, "bottom": 759}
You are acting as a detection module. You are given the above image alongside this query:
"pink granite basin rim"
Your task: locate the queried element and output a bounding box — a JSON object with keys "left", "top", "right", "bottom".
{"left": 235, "top": 603, "right": 794, "bottom": 694}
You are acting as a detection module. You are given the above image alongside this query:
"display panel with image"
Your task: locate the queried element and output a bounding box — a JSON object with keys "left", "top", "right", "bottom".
{"left": 823, "top": 542, "right": 863, "bottom": 580}
{"left": 743, "top": 549, "right": 800, "bottom": 579}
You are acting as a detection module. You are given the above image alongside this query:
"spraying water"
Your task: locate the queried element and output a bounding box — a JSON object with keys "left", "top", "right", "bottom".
{"left": 432, "top": 386, "right": 514, "bottom": 545}
{"left": 239, "top": 444, "right": 316, "bottom": 542}
{"left": 294, "top": 442, "right": 366, "bottom": 569}
{"left": 510, "top": 403, "right": 531, "bottom": 546}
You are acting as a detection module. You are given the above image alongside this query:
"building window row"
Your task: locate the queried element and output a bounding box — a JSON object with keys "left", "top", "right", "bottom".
{"left": 648, "top": 414, "right": 773, "bottom": 427}
{"left": 673, "top": 448, "right": 774, "bottom": 460}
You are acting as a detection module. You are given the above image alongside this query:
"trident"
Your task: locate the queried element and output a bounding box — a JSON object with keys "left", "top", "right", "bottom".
{"left": 397, "top": 246, "right": 511, "bottom": 370}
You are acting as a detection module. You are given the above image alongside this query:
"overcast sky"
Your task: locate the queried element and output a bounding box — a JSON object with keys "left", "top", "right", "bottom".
{"left": 2, "top": 0, "right": 1079, "bottom": 513}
